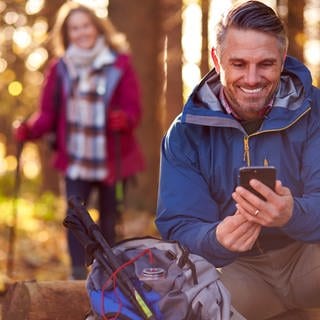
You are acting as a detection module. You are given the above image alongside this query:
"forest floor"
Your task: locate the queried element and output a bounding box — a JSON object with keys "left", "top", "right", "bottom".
{"left": 2, "top": 205, "right": 320, "bottom": 320}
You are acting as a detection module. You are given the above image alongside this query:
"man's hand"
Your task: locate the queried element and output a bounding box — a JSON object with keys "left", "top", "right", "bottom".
{"left": 232, "top": 179, "right": 293, "bottom": 227}
{"left": 216, "top": 211, "right": 261, "bottom": 252}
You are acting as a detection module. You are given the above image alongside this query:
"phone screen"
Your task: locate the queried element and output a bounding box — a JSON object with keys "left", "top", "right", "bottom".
{"left": 238, "top": 166, "right": 276, "bottom": 200}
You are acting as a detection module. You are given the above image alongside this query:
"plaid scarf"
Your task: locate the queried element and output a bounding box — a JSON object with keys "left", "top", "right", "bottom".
{"left": 64, "top": 39, "right": 116, "bottom": 181}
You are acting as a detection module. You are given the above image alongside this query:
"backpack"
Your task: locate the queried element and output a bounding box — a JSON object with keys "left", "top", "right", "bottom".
{"left": 86, "top": 237, "right": 246, "bottom": 320}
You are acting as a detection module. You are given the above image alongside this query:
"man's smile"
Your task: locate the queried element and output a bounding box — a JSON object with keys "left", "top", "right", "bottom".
{"left": 240, "top": 87, "right": 264, "bottom": 94}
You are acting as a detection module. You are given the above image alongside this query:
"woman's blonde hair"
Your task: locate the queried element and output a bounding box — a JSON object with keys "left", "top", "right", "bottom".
{"left": 50, "top": 1, "right": 130, "bottom": 56}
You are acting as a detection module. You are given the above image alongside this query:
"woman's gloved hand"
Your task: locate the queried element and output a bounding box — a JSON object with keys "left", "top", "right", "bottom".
{"left": 13, "top": 122, "right": 29, "bottom": 142}
{"left": 108, "top": 110, "right": 130, "bottom": 131}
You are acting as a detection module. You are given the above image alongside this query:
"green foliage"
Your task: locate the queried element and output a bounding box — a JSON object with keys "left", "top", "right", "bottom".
{"left": 33, "top": 191, "right": 64, "bottom": 221}
{"left": 0, "top": 172, "right": 15, "bottom": 198}
{"left": 0, "top": 191, "right": 64, "bottom": 225}
{"left": 0, "top": 169, "right": 42, "bottom": 198}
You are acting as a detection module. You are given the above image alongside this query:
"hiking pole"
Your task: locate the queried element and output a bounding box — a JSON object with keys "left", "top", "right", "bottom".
{"left": 6, "top": 139, "right": 23, "bottom": 277}
{"left": 114, "top": 132, "right": 124, "bottom": 213}
{"left": 67, "top": 196, "right": 157, "bottom": 320}
{"left": 63, "top": 214, "right": 98, "bottom": 267}
{"left": 63, "top": 214, "right": 146, "bottom": 308}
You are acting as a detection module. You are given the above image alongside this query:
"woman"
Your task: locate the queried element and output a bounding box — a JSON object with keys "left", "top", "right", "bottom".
{"left": 14, "top": 2, "right": 145, "bottom": 279}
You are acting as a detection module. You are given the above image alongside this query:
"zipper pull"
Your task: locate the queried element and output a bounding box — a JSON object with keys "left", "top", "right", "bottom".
{"left": 243, "top": 136, "right": 250, "bottom": 166}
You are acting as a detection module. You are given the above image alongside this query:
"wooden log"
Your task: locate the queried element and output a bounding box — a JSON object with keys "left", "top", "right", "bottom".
{"left": 2, "top": 280, "right": 90, "bottom": 320}
{"left": 305, "top": 309, "right": 320, "bottom": 320}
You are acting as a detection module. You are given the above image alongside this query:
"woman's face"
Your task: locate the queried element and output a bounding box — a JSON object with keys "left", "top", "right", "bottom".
{"left": 67, "top": 10, "right": 99, "bottom": 49}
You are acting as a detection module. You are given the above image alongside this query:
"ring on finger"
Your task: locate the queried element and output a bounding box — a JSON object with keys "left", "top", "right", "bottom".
{"left": 254, "top": 209, "right": 260, "bottom": 216}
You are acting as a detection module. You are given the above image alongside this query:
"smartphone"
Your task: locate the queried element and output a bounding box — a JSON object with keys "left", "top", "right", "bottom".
{"left": 238, "top": 166, "right": 276, "bottom": 200}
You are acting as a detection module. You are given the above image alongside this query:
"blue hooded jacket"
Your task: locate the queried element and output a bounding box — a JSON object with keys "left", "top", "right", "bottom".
{"left": 156, "top": 56, "right": 320, "bottom": 267}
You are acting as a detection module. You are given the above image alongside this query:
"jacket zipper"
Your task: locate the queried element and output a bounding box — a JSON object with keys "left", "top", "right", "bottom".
{"left": 243, "top": 136, "right": 250, "bottom": 166}
{"left": 242, "top": 107, "right": 311, "bottom": 254}
{"left": 242, "top": 107, "right": 311, "bottom": 168}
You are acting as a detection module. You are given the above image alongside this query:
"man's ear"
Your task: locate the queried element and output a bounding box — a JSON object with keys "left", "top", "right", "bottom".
{"left": 211, "top": 47, "right": 220, "bottom": 74}
{"left": 281, "top": 51, "right": 287, "bottom": 71}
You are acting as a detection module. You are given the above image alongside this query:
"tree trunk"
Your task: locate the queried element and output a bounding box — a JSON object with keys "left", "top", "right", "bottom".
{"left": 158, "top": 0, "right": 183, "bottom": 132}
{"left": 109, "top": 0, "right": 183, "bottom": 213}
{"left": 2, "top": 280, "right": 89, "bottom": 320}
{"left": 287, "top": 0, "right": 305, "bottom": 61}
{"left": 200, "top": 0, "right": 210, "bottom": 77}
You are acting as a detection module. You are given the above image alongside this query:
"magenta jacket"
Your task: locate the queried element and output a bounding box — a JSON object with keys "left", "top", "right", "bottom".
{"left": 25, "top": 54, "right": 145, "bottom": 184}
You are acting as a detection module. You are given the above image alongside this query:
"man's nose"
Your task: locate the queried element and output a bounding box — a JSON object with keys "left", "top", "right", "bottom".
{"left": 244, "top": 65, "right": 259, "bottom": 85}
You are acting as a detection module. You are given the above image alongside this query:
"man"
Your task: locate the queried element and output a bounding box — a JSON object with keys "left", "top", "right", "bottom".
{"left": 156, "top": 1, "right": 320, "bottom": 319}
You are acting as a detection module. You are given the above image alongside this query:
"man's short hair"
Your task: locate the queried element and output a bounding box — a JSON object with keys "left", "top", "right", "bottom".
{"left": 215, "top": 1, "right": 288, "bottom": 57}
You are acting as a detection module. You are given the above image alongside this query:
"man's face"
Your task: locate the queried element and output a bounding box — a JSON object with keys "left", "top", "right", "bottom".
{"left": 212, "top": 27, "right": 285, "bottom": 120}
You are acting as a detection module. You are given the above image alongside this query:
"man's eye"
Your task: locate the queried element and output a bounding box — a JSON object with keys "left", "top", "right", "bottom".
{"left": 232, "top": 63, "right": 244, "bottom": 68}
{"left": 261, "top": 62, "right": 274, "bottom": 67}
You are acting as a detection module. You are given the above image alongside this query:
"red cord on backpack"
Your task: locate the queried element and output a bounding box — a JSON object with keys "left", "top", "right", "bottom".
{"left": 101, "top": 248, "right": 154, "bottom": 320}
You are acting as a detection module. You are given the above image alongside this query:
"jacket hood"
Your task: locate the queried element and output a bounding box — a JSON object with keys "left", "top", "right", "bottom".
{"left": 182, "top": 55, "right": 313, "bottom": 128}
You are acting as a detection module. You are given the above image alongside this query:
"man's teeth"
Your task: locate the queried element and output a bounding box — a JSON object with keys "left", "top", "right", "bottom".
{"left": 241, "top": 87, "right": 263, "bottom": 93}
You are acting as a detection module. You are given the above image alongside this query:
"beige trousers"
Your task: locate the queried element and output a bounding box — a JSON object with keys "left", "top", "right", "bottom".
{"left": 219, "top": 242, "right": 320, "bottom": 320}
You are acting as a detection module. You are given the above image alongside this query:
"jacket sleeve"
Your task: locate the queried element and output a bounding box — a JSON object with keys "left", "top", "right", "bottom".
{"left": 282, "top": 89, "right": 320, "bottom": 242}
{"left": 25, "top": 59, "right": 61, "bottom": 139}
{"left": 156, "top": 119, "right": 239, "bottom": 267}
